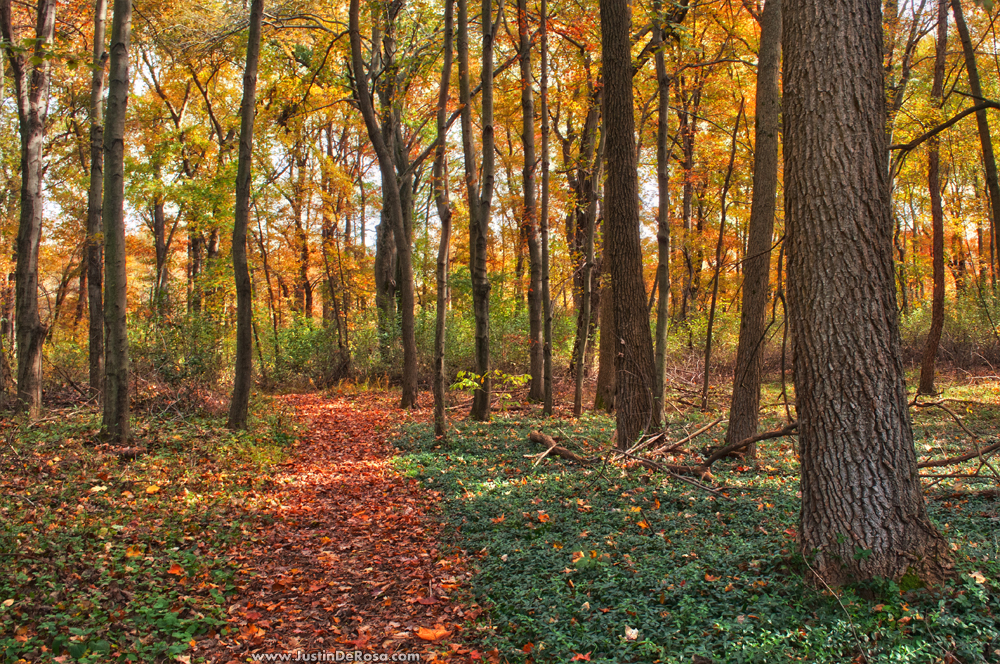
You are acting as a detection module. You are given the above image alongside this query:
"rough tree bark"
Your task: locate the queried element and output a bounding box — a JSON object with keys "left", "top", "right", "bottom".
{"left": 600, "top": 0, "right": 659, "bottom": 445}
{"left": 227, "top": 0, "right": 263, "bottom": 431}
{"left": 518, "top": 0, "right": 543, "bottom": 402}
{"left": 726, "top": 0, "right": 781, "bottom": 457}
{"left": 784, "top": 0, "right": 951, "bottom": 585}
{"left": 87, "top": 0, "right": 108, "bottom": 398}
{"left": 918, "top": 0, "right": 947, "bottom": 396}
{"left": 1, "top": 0, "right": 56, "bottom": 417}
{"left": 433, "top": 0, "right": 455, "bottom": 438}
{"left": 102, "top": 0, "right": 132, "bottom": 441}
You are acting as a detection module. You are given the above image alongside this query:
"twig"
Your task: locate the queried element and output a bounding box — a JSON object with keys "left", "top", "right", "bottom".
{"left": 617, "top": 451, "right": 736, "bottom": 501}
{"left": 912, "top": 399, "right": 978, "bottom": 439}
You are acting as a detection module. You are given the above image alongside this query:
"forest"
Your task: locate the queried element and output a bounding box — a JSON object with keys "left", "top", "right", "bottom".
{"left": 2, "top": 0, "right": 1000, "bottom": 661}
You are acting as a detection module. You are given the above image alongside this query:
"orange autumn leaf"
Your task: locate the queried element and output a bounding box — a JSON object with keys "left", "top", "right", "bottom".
{"left": 522, "top": 642, "right": 534, "bottom": 653}
{"left": 167, "top": 563, "right": 185, "bottom": 575}
{"left": 125, "top": 545, "right": 143, "bottom": 558}
{"left": 705, "top": 574, "right": 720, "bottom": 582}
{"left": 417, "top": 626, "right": 452, "bottom": 641}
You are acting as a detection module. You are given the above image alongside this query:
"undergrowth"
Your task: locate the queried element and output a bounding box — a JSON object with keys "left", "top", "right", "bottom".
{"left": 394, "top": 383, "right": 1000, "bottom": 663}
{"left": 0, "top": 397, "right": 298, "bottom": 663}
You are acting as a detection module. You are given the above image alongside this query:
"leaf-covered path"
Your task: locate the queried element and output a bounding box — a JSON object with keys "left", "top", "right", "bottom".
{"left": 204, "top": 393, "right": 482, "bottom": 663}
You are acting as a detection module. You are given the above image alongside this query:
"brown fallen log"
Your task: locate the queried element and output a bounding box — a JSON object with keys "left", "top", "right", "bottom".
{"left": 528, "top": 431, "right": 600, "bottom": 466}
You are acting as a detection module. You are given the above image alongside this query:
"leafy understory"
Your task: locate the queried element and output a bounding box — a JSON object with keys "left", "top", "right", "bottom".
{"left": 0, "top": 398, "right": 297, "bottom": 663}
{"left": 395, "top": 380, "right": 1000, "bottom": 663}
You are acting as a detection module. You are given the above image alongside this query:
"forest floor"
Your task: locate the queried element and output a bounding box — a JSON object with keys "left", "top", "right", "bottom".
{"left": 1, "top": 373, "right": 1000, "bottom": 663}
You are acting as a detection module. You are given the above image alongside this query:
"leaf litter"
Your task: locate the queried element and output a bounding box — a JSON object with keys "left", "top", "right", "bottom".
{"left": 204, "top": 393, "right": 491, "bottom": 663}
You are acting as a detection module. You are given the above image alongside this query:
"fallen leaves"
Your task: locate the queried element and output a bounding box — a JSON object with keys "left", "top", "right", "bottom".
{"left": 417, "top": 626, "right": 452, "bottom": 641}
{"left": 200, "top": 393, "right": 481, "bottom": 661}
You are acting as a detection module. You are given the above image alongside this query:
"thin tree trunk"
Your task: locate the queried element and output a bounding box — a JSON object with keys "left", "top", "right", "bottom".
{"left": 919, "top": 0, "right": 947, "bottom": 396}
{"left": 726, "top": 0, "right": 782, "bottom": 457}
{"left": 433, "top": 0, "right": 455, "bottom": 438}
{"left": 458, "top": 0, "right": 496, "bottom": 421}
{"left": 652, "top": 0, "right": 673, "bottom": 422}
{"left": 574, "top": 96, "right": 604, "bottom": 418}
{"left": 701, "top": 101, "right": 743, "bottom": 411}
{"left": 1, "top": 0, "right": 56, "bottom": 418}
{"left": 540, "top": 0, "right": 553, "bottom": 415}
{"left": 227, "top": 0, "right": 263, "bottom": 430}
{"left": 785, "top": 0, "right": 950, "bottom": 585}
{"left": 601, "top": 0, "right": 659, "bottom": 446}
{"left": 87, "top": 0, "right": 107, "bottom": 398}
{"left": 350, "top": 0, "right": 418, "bottom": 408}
{"left": 102, "top": 0, "right": 132, "bottom": 442}
{"left": 518, "top": 0, "right": 543, "bottom": 402}
{"left": 952, "top": 0, "right": 1000, "bottom": 277}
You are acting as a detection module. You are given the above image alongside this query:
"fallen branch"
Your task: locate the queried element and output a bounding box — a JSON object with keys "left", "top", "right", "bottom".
{"left": 916, "top": 440, "right": 1000, "bottom": 469}
{"left": 528, "top": 431, "right": 600, "bottom": 465}
{"left": 649, "top": 417, "right": 725, "bottom": 456}
{"left": 698, "top": 421, "right": 798, "bottom": 469}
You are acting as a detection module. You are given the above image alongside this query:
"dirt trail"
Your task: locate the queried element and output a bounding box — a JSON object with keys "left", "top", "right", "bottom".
{"left": 203, "top": 393, "right": 485, "bottom": 663}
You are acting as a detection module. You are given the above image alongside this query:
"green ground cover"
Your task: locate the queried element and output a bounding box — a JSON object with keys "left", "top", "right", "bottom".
{"left": 395, "top": 383, "right": 1000, "bottom": 663}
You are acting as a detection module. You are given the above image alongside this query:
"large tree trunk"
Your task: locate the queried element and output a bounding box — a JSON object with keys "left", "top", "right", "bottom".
{"left": 952, "top": 0, "right": 1000, "bottom": 277}
{"left": 433, "top": 0, "right": 455, "bottom": 438}
{"left": 1, "top": 0, "right": 56, "bottom": 418}
{"left": 374, "top": 212, "right": 398, "bottom": 358}
{"left": 918, "top": 0, "right": 947, "bottom": 396}
{"left": 458, "top": 0, "right": 495, "bottom": 421}
{"left": 518, "top": 0, "right": 543, "bottom": 402}
{"left": 228, "top": 0, "right": 263, "bottom": 431}
{"left": 726, "top": 0, "right": 781, "bottom": 457}
{"left": 600, "top": 0, "right": 659, "bottom": 446}
{"left": 784, "top": 0, "right": 951, "bottom": 585}
{"left": 87, "top": 0, "right": 108, "bottom": 398}
{"left": 540, "top": 0, "right": 553, "bottom": 415}
{"left": 102, "top": 0, "right": 132, "bottom": 442}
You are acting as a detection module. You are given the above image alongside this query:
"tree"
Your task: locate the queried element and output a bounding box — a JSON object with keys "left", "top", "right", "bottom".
{"left": 517, "top": 0, "right": 543, "bottom": 402}
{"left": 918, "top": 0, "right": 947, "bottom": 396}
{"left": 433, "top": 0, "right": 455, "bottom": 437}
{"left": 349, "top": 0, "right": 419, "bottom": 409}
{"left": 726, "top": 0, "right": 781, "bottom": 456}
{"left": 458, "top": 0, "right": 496, "bottom": 421}
{"left": 540, "top": 0, "right": 553, "bottom": 415}
{"left": 227, "top": 0, "right": 264, "bottom": 430}
{"left": 600, "top": 0, "right": 659, "bottom": 445}
{"left": 1, "top": 0, "right": 57, "bottom": 417}
{"left": 102, "top": 0, "right": 133, "bottom": 441}
{"left": 951, "top": 0, "right": 1000, "bottom": 275}
{"left": 87, "top": 0, "right": 108, "bottom": 398}
{"left": 784, "top": 0, "right": 951, "bottom": 585}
